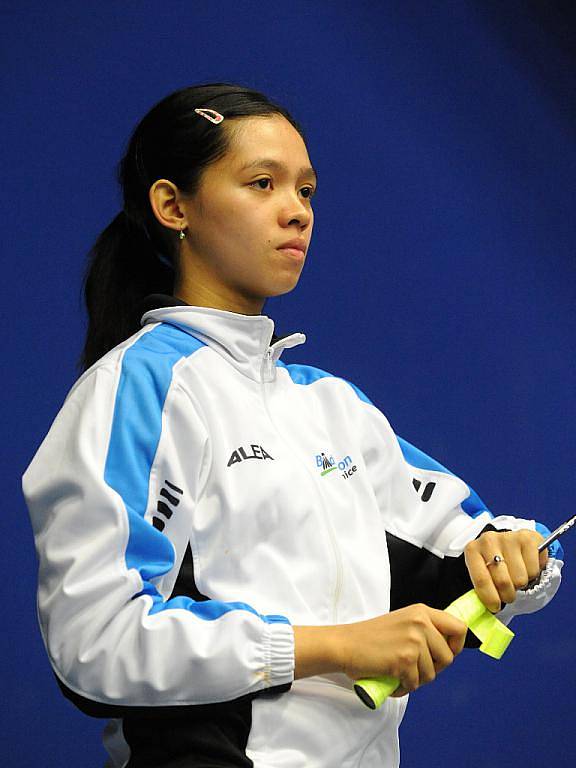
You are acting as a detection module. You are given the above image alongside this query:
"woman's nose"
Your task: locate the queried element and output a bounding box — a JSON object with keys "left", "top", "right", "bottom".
{"left": 279, "top": 193, "right": 313, "bottom": 229}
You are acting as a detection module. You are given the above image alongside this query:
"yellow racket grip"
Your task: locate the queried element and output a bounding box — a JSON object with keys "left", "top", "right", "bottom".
{"left": 353, "top": 589, "right": 514, "bottom": 709}
{"left": 354, "top": 674, "right": 400, "bottom": 710}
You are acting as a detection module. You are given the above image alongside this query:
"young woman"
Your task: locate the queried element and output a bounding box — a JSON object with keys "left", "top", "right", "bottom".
{"left": 22, "top": 83, "right": 564, "bottom": 768}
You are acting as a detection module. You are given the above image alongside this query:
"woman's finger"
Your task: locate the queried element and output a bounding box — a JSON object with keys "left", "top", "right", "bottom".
{"left": 416, "top": 641, "right": 437, "bottom": 686}
{"left": 499, "top": 539, "right": 530, "bottom": 592}
{"left": 486, "top": 557, "right": 516, "bottom": 604}
{"left": 519, "top": 532, "right": 544, "bottom": 583}
{"left": 398, "top": 665, "right": 419, "bottom": 694}
{"left": 425, "top": 624, "right": 457, "bottom": 673}
{"left": 464, "top": 544, "right": 504, "bottom": 612}
{"left": 539, "top": 546, "right": 549, "bottom": 571}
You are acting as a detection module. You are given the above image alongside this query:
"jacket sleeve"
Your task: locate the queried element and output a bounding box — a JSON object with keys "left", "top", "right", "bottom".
{"left": 346, "top": 378, "right": 564, "bottom": 621}
{"left": 22, "top": 360, "right": 294, "bottom": 711}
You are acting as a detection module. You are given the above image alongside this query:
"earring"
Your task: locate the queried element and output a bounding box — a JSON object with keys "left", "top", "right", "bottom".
{"left": 179, "top": 227, "right": 186, "bottom": 240}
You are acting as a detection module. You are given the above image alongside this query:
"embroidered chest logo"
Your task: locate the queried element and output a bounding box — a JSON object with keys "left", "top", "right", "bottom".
{"left": 316, "top": 451, "right": 358, "bottom": 480}
{"left": 153, "top": 480, "right": 183, "bottom": 531}
{"left": 227, "top": 444, "right": 275, "bottom": 467}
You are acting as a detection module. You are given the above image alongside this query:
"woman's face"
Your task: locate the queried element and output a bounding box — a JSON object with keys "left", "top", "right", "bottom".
{"left": 172, "top": 114, "right": 316, "bottom": 314}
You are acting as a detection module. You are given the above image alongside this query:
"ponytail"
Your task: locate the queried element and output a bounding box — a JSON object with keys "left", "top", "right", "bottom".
{"left": 78, "top": 210, "right": 174, "bottom": 373}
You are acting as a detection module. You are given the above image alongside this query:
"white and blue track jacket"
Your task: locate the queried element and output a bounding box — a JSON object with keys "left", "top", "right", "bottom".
{"left": 22, "top": 295, "right": 564, "bottom": 768}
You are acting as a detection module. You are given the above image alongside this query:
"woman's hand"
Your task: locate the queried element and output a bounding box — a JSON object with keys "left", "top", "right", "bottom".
{"left": 336, "top": 605, "right": 467, "bottom": 697}
{"left": 464, "top": 529, "right": 548, "bottom": 613}
{"left": 327, "top": 604, "right": 467, "bottom": 696}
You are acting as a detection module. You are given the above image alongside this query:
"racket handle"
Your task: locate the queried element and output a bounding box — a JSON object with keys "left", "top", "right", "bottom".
{"left": 353, "top": 590, "right": 514, "bottom": 710}
{"left": 353, "top": 675, "right": 400, "bottom": 710}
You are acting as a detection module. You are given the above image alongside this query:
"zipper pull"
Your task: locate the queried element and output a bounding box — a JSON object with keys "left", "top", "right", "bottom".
{"left": 264, "top": 347, "right": 274, "bottom": 379}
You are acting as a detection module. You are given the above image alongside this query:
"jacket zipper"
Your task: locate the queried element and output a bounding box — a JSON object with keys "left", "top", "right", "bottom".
{"left": 261, "top": 346, "right": 344, "bottom": 624}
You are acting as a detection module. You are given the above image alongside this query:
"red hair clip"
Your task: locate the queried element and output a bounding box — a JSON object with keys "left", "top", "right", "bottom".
{"left": 194, "top": 108, "right": 224, "bottom": 124}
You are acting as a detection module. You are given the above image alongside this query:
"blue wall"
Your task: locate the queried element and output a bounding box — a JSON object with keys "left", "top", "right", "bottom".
{"left": 5, "top": 2, "right": 575, "bottom": 765}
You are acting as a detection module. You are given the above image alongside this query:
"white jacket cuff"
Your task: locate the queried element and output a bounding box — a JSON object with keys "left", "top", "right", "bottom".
{"left": 496, "top": 557, "right": 564, "bottom": 625}
{"left": 263, "top": 621, "right": 295, "bottom": 688}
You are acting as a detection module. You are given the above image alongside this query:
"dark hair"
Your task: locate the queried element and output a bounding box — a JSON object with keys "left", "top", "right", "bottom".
{"left": 78, "top": 82, "right": 306, "bottom": 373}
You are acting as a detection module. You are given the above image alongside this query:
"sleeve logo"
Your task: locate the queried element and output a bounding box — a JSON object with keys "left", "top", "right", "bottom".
{"left": 412, "top": 478, "right": 436, "bottom": 502}
{"left": 153, "top": 480, "right": 183, "bottom": 531}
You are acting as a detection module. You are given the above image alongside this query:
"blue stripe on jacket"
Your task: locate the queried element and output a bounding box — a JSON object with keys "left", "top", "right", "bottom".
{"left": 279, "top": 361, "right": 563, "bottom": 558}
{"left": 280, "top": 361, "right": 490, "bottom": 515}
{"left": 104, "top": 323, "right": 290, "bottom": 623}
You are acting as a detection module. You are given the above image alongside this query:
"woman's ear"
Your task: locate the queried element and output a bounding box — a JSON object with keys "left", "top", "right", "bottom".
{"left": 148, "top": 179, "right": 187, "bottom": 234}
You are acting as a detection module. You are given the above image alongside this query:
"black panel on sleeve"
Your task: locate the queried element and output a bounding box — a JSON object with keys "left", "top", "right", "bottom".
{"left": 385, "top": 527, "right": 505, "bottom": 649}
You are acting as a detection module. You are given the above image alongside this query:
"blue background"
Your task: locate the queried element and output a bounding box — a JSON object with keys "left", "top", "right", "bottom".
{"left": 4, "top": 1, "right": 575, "bottom": 765}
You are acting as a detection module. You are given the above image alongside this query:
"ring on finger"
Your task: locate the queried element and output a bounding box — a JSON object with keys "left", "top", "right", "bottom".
{"left": 485, "top": 554, "right": 505, "bottom": 567}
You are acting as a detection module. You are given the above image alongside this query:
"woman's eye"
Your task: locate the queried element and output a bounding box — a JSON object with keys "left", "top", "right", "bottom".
{"left": 250, "top": 179, "right": 315, "bottom": 198}
{"left": 251, "top": 178, "right": 271, "bottom": 190}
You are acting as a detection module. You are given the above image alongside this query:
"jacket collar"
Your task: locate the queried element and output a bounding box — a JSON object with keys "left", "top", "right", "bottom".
{"left": 139, "top": 294, "right": 306, "bottom": 383}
